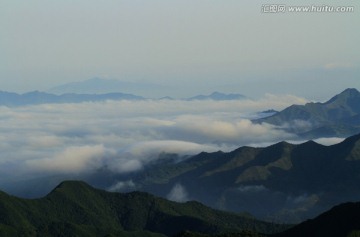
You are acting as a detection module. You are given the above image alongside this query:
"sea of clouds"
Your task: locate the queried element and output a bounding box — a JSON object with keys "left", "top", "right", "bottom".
{"left": 0, "top": 94, "right": 343, "bottom": 195}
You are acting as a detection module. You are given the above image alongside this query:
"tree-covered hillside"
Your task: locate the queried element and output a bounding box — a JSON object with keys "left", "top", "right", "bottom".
{"left": 0, "top": 181, "right": 286, "bottom": 237}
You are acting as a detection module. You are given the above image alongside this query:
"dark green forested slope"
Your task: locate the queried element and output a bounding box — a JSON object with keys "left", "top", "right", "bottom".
{"left": 160, "top": 201, "right": 360, "bottom": 237}
{"left": 132, "top": 133, "right": 360, "bottom": 223}
{"left": 173, "top": 202, "right": 360, "bottom": 237}
{"left": 273, "top": 202, "right": 360, "bottom": 237}
{"left": 0, "top": 181, "right": 285, "bottom": 237}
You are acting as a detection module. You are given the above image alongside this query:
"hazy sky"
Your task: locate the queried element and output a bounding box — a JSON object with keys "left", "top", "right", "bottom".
{"left": 1, "top": 0, "right": 359, "bottom": 99}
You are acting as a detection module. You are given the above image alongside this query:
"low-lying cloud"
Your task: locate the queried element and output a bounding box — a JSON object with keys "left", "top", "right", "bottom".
{"left": 0, "top": 95, "right": 311, "bottom": 195}
{"left": 167, "top": 183, "right": 189, "bottom": 202}
{"left": 26, "top": 145, "right": 114, "bottom": 174}
{"left": 107, "top": 180, "right": 136, "bottom": 192}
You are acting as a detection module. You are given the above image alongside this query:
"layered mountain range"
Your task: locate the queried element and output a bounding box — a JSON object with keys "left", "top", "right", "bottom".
{"left": 1, "top": 87, "right": 360, "bottom": 235}
{"left": 115, "top": 133, "right": 360, "bottom": 223}
{"left": 47, "top": 78, "right": 248, "bottom": 101}
{"left": 0, "top": 90, "right": 247, "bottom": 106}
{"left": 2, "top": 87, "right": 359, "bottom": 139}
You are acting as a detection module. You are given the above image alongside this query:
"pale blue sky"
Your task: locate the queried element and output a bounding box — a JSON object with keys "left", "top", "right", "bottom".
{"left": 1, "top": 0, "right": 359, "bottom": 99}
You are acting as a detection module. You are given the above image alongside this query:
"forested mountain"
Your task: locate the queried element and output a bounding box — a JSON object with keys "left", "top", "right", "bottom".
{"left": 124, "top": 133, "right": 360, "bottom": 223}
{"left": 274, "top": 202, "right": 360, "bottom": 237}
{"left": 0, "top": 181, "right": 285, "bottom": 237}
{"left": 3, "top": 180, "right": 358, "bottom": 237}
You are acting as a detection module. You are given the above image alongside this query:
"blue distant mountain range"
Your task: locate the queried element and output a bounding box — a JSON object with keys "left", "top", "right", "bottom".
{"left": 0, "top": 90, "right": 144, "bottom": 106}
{"left": 0, "top": 77, "right": 249, "bottom": 106}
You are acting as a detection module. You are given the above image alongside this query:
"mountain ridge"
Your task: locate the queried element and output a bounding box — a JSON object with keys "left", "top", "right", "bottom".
{"left": 127, "top": 133, "right": 360, "bottom": 223}
{"left": 0, "top": 90, "right": 248, "bottom": 107}
{"left": 255, "top": 88, "right": 360, "bottom": 138}
{"left": 0, "top": 180, "right": 286, "bottom": 237}
{"left": 0, "top": 90, "right": 144, "bottom": 106}
{"left": 186, "top": 92, "right": 247, "bottom": 101}
{"left": 2, "top": 180, "right": 359, "bottom": 237}
{"left": 47, "top": 78, "right": 248, "bottom": 101}
{"left": 47, "top": 77, "right": 161, "bottom": 95}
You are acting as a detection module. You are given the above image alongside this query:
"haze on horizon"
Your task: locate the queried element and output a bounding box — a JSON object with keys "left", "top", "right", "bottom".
{"left": 1, "top": 0, "right": 359, "bottom": 100}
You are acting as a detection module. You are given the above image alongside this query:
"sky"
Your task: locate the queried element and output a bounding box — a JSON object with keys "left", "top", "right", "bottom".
{"left": 1, "top": 0, "right": 359, "bottom": 100}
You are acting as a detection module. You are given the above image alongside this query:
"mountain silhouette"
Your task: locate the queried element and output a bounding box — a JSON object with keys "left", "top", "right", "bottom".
{"left": 255, "top": 88, "right": 360, "bottom": 138}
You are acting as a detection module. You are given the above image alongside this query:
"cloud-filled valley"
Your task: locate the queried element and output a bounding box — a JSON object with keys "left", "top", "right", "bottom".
{"left": 0, "top": 94, "right": 340, "bottom": 196}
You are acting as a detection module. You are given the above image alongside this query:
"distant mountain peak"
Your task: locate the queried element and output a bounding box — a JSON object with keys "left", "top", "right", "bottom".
{"left": 255, "top": 88, "right": 360, "bottom": 138}
{"left": 302, "top": 140, "right": 319, "bottom": 145}
{"left": 48, "top": 77, "right": 160, "bottom": 95}
{"left": 298, "top": 140, "right": 323, "bottom": 148}
{"left": 325, "top": 88, "right": 360, "bottom": 104}
{"left": 271, "top": 140, "right": 293, "bottom": 147}
{"left": 55, "top": 180, "right": 89, "bottom": 188}
{"left": 210, "top": 91, "right": 225, "bottom": 96}
{"left": 187, "top": 91, "right": 247, "bottom": 101}
{"left": 342, "top": 88, "right": 359, "bottom": 94}
{"left": 261, "top": 109, "right": 279, "bottom": 114}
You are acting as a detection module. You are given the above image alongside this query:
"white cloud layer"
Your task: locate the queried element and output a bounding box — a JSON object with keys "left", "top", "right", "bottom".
{"left": 0, "top": 95, "right": 308, "bottom": 185}
{"left": 167, "top": 183, "right": 189, "bottom": 203}
{"left": 26, "top": 145, "right": 114, "bottom": 174}
{"left": 107, "top": 180, "right": 136, "bottom": 192}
